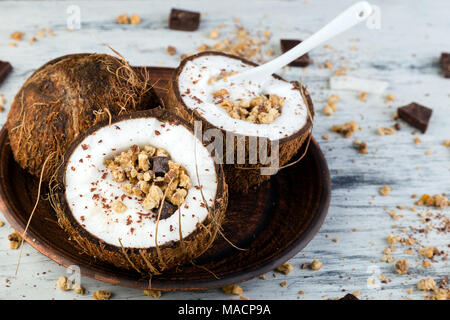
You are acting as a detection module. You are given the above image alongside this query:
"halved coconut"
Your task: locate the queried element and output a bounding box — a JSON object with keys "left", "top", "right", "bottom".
{"left": 167, "top": 51, "right": 314, "bottom": 192}
{"left": 52, "top": 109, "right": 227, "bottom": 273}
{"left": 6, "top": 53, "right": 160, "bottom": 182}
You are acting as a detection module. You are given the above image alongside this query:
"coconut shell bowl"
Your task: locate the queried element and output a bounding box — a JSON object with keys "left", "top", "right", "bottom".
{"left": 0, "top": 66, "right": 331, "bottom": 291}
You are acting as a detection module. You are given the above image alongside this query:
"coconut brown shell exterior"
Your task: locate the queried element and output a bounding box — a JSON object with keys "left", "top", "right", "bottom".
{"left": 53, "top": 108, "right": 228, "bottom": 274}
{"left": 6, "top": 53, "right": 161, "bottom": 182}
{"left": 167, "top": 51, "right": 314, "bottom": 193}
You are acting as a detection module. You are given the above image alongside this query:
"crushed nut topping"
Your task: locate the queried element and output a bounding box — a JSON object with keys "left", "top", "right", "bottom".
{"left": 212, "top": 90, "right": 285, "bottom": 124}
{"left": 106, "top": 145, "right": 191, "bottom": 214}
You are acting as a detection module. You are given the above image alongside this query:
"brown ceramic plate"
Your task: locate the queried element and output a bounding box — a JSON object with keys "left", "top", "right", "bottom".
{"left": 0, "top": 67, "right": 330, "bottom": 291}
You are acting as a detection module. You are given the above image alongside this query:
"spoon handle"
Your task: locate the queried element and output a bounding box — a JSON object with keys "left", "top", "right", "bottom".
{"left": 231, "top": 1, "right": 373, "bottom": 82}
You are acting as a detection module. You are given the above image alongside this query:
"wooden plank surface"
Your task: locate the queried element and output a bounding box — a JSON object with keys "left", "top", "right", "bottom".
{"left": 0, "top": 0, "right": 448, "bottom": 300}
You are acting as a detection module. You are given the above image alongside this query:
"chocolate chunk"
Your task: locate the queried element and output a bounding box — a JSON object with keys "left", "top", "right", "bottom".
{"left": 169, "top": 8, "right": 200, "bottom": 32}
{"left": 280, "top": 40, "right": 310, "bottom": 67}
{"left": 340, "top": 293, "right": 359, "bottom": 300}
{"left": 0, "top": 60, "right": 12, "bottom": 87}
{"left": 153, "top": 201, "right": 177, "bottom": 220}
{"left": 440, "top": 52, "right": 450, "bottom": 78}
{"left": 397, "top": 102, "right": 433, "bottom": 133}
{"left": 153, "top": 156, "right": 170, "bottom": 177}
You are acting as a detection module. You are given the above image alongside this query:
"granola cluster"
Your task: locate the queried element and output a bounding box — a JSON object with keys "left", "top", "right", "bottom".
{"left": 106, "top": 145, "right": 191, "bottom": 213}
{"left": 212, "top": 89, "right": 285, "bottom": 124}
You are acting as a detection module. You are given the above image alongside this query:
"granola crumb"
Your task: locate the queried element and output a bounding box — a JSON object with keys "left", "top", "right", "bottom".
{"left": 112, "top": 200, "right": 127, "bottom": 213}
{"left": 259, "top": 275, "right": 267, "bottom": 280}
{"left": 419, "top": 247, "right": 435, "bottom": 259}
{"left": 280, "top": 280, "right": 288, "bottom": 287}
{"left": 117, "top": 14, "right": 130, "bottom": 24}
{"left": 56, "top": 276, "right": 71, "bottom": 291}
{"left": 331, "top": 121, "right": 358, "bottom": 138}
{"left": 209, "top": 29, "right": 219, "bottom": 40}
{"left": 324, "top": 61, "right": 333, "bottom": 69}
{"left": 385, "top": 93, "right": 395, "bottom": 103}
{"left": 425, "top": 150, "right": 432, "bottom": 155}
{"left": 310, "top": 259, "right": 322, "bottom": 271}
{"left": 417, "top": 278, "right": 436, "bottom": 291}
{"left": 263, "top": 30, "right": 271, "bottom": 39}
{"left": 143, "top": 289, "right": 161, "bottom": 298}
{"left": 444, "top": 140, "right": 450, "bottom": 147}
{"left": 167, "top": 45, "right": 177, "bottom": 56}
{"left": 8, "top": 231, "right": 22, "bottom": 250}
{"left": 93, "top": 290, "right": 111, "bottom": 300}
{"left": 322, "top": 134, "right": 329, "bottom": 141}
{"left": 379, "top": 185, "right": 391, "bottom": 196}
{"left": 378, "top": 127, "right": 396, "bottom": 136}
{"left": 240, "top": 295, "right": 250, "bottom": 300}
{"left": 222, "top": 284, "right": 243, "bottom": 295}
{"left": 276, "top": 263, "right": 294, "bottom": 275}
{"left": 322, "top": 104, "right": 334, "bottom": 116}
{"left": 130, "top": 13, "right": 141, "bottom": 25}
{"left": 332, "top": 237, "right": 339, "bottom": 243}
{"left": 10, "top": 31, "right": 24, "bottom": 41}
{"left": 0, "top": 220, "right": 4, "bottom": 227}
{"left": 352, "top": 290, "right": 360, "bottom": 297}
{"left": 358, "top": 92, "right": 367, "bottom": 102}
{"left": 395, "top": 259, "right": 409, "bottom": 275}
{"left": 354, "top": 139, "right": 368, "bottom": 154}
{"left": 8, "top": 42, "right": 17, "bottom": 47}
{"left": 380, "top": 274, "right": 391, "bottom": 283}
{"left": 73, "top": 283, "right": 85, "bottom": 295}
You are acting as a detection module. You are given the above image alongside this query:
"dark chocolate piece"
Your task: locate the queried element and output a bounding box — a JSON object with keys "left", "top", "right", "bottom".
{"left": 0, "top": 60, "right": 12, "bottom": 86}
{"left": 280, "top": 39, "right": 310, "bottom": 67}
{"left": 169, "top": 8, "right": 200, "bottom": 32}
{"left": 340, "top": 293, "right": 359, "bottom": 300}
{"left": 440, "top": 52, "right": 450, "bottom": 78}
{"left": 153, "top": 201, "right": 177, "bottom": 220}
{"left": 397, "top": 102, "right": 432, "bottom": 133}
{"left": 153, "top": 156, "right": 170, "bottom": 177}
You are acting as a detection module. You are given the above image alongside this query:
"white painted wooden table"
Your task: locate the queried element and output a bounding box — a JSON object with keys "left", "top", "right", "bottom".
{"left": 0, "top": 0, "right": 448, "bottom": 300}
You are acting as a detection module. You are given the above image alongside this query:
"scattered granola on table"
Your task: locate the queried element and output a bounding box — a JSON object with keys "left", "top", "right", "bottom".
{"left": 8, "top": 231, "right": 22, "bottom": 249}
{"left": 379, "top": 185, "right": 391, "bottom": 196}
{"left": 93, "top": 290, "right": 111, "bottom": 300}
{"left": 395, "top": 259, "right": 408, "bottom": 275}
{"left": 144, "top": 289, "right": 161, "bottom": 298}
{"left": 310, "top": 259, "right": 322, "bottom": 271}
{"left": 276, "top": 263, "right": 294, "bottom": 275}
{"left": 56, "top": 276, "right": 70, "bottom": 291}
{"left": 331, "top": 121, "right": 358, "bottom": 138}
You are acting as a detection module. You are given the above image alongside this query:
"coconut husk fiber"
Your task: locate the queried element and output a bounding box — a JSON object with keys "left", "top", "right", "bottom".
{"left": 6, "top": 53, "right": 161, "bottom": 182}
{"left": 167, "top": 51, "right": 314, "bottom": 193}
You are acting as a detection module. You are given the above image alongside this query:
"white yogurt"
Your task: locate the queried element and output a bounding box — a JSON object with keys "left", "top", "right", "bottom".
{"left": 64, "top": 117, "right": 217, "bottom": 248}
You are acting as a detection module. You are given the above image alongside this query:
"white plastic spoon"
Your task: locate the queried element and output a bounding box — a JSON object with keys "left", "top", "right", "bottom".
{"left": 226, "top": 1, "right": 373, "bottom": 85}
